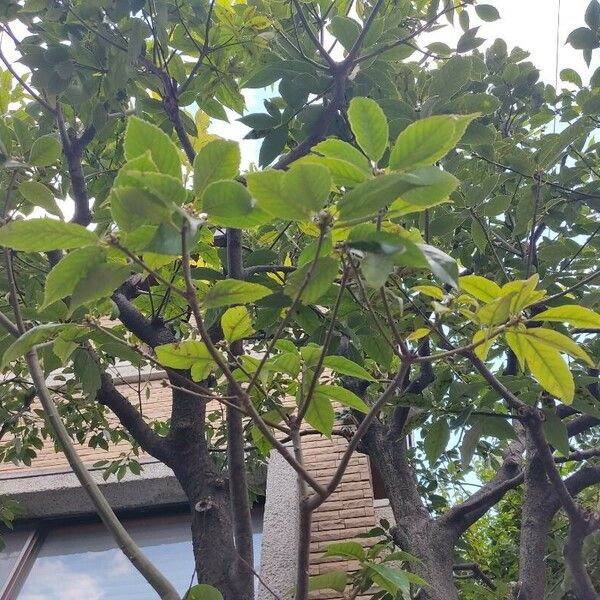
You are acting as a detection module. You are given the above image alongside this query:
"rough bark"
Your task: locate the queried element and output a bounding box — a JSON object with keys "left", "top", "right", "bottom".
{"left": 515, "top": 436, "right": 553, "bottom": 600}
{"left": 363, "top": 422, "right": 458, "bottom": 600}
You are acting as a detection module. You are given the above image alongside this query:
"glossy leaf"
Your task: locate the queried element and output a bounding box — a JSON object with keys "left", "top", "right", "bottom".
{"left": 534, "top": 305, "right": 600, "bottom": 328}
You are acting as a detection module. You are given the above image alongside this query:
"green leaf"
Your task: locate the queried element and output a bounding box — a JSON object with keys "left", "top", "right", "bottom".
{"left": 42, "top": 246, "right": 107, "bottom": 309}
{"left": 284, "top": 256, "right": 338, "bottom": 304}
{"left": 304, "top": 392, "right": 335, "bottom": 437}
{"left": 477, "top": 293, "right": 515, "bottom": 326}
{"left": 0, "top": 219, "right": 98, "bottom": 251}
{"left": 322, "top": 355, "right": 376, "bottom": 382}
{"left": 418, "top": 244, "right": 459, "bottom": 288}
{"left": 461, "top": 421, "right": 483, "bottom": 469}
{"left": 314, "top": 384, "right": 369, "bottom": 413}
{"left": 509, "top": 328, "right": 593, "bottom": 366}
{"left": 361, "top": 253, "right": 395, "bottom": 288}
{"left": 247, "top": 164, "right": 330, "bottom": 221}
{"left": 475, "top": 4, "right": 500, "bottom": 21}
{"left": 586, "top": 0, "right": 600, "bottom": 30}
{"left": 534, "top": 305, "right": 600, "bottom": 328}
{"left": 313, "top": 138, "right": 372, "bottom": 173}
{"left": 389, "top": 114, "right": 477, "bottom": 171}
{"left": 121, "top": 171, "right": 187, "bottom": 206}
{"left": 567, "top": 27, "right": 600, "bottom": 50}
{"left": 221, "top": 306, "right": 254, "bottom": 343}
{"left": 522, "top": 338, "right": 574, "bottom": 404}
{"left": 193, "top": 139, "right": 240, "bottom": 195}
{"left": 69, "top": 263, "right": 131, "bottom": 315}
{"left": 472, "top": 330, "right": 498, "bottom": 361}
{"left": 155, "top": 340, "right": 214, "bottom": 371}
{"left": 460, "top": 275, "right": 502, "bottom": 303}
{"left": 369, "top": 564, "right": 411, "bottom": 595}
{"left": 328, "top": 15, "right": 360, "bottom": 50}
{"left": 543, "top": 410, "right": 570, "bottom": 456}
{"left": 429, "top": 55, "right": 472, "bottom": 100}
{"left": 111, "top": 187, "right": 172, "bottom": 232}
{"left": 29, "top": 134, "right": 61, "bottom": 166}
{"left": 325, "top": 541, "right": 365, "bottom": 561}
{"left": 203, "top": 280, "right": 272, "bottom": 308}
{"left": 282, "top": 163, "right": 331, "bottom": 216}
{"left": 203, "top": 180, "right": 270, "bottom": 228}
{"left": 187, "top": 584, "right": 224, "bottom": 600}
{"left": 18, "top": 181, "right": 60, "bottom": 216}
{"left": 2, "top": 323, "right": 68, "bottom": 368}
{"left": 338, "top": 172, "right": 434, "bottom": 222}
{"left": 424, "top": 419, "right": 450, "bottom": 464}
{"left": 124, "top": 117, "right": 181, "bottom": 179}
{"left": 307, "top": 571, "right": 347, "bottom": 593}
{"left": 347, "top": 97, "right": 389, "bottom": 163}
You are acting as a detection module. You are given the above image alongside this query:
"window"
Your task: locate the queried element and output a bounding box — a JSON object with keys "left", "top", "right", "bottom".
{"left": 1, "top": 511, "right": 263, "bottom": 599}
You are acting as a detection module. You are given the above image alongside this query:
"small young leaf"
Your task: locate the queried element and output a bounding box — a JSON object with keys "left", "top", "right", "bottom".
{"left": 187, "top": 584, "right": 224, "bottom": 600}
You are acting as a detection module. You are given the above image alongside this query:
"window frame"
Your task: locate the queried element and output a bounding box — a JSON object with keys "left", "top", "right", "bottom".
{"left": 0, "top": 503, "right": 264, "bottom": 600}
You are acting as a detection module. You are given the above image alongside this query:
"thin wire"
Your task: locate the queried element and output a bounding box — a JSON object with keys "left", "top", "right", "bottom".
{"left": 553, "top": 0, "right": 561, "bottom": 134}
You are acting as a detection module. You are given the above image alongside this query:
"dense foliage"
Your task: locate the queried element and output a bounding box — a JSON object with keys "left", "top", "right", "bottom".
{"left": 0, "top": 0, "right": 599, "bottom": 599}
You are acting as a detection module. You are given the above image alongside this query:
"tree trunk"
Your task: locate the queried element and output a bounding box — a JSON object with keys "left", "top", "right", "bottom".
{"left": 516, "top": 438, "right": 552, "bottom": 600}
{"left": 363, "top": 423, "right": 458, "bottom": 600}
{"left": 168, "top": 384, "right": 251, "bottom": 600}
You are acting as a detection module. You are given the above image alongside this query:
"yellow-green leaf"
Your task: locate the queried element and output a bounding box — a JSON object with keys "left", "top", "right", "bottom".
{"left": 203, "top": 279, "right": 272, "bottom": 308}
{"left": 505, "top": 326, "right": 527, "bottom": 370}
{"left": 472, "top": 329, "right": 498, "bottom": 361}
{"left": 221, "top": 306, "right": 254, "bottom": 343}
{"left": 459, "top": 275, "right": 501, "bottom": 303}
{"left": 534, "top": 305, "right": 600, "bottom": 328}
{"left": 522, "top": 338, "right": 574, "bottom": 404}
{"left": 476, "top": 293, "right": 515, "bottom": 325}
{"left": 514, "top": 328, "right": 593, "bottom": 366}
{"left": 407, "top": 327, "right": 431, "bottom": 341}
{"left": 501, "top": 274, "right": 542, "bottom": 312}
{"left": 412, "top": 285, "right": 444, "bottom": 300}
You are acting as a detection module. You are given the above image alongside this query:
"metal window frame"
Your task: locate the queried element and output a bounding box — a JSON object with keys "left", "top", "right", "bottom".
{"left": 0, "top": 529, "right": 45, "bottom": 600}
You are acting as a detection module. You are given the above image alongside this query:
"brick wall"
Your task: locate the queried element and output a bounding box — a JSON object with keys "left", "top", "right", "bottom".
{"left": 1, "top": 377, "right": 381, "bottom": 597}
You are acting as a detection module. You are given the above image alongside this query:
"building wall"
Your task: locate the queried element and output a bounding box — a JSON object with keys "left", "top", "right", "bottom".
{"left": 1, "top": 375, "right": 385, "bottom": 599}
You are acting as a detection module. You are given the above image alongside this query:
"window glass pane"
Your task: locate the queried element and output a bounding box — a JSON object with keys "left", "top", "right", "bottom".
{"left": 18, "top": 513, "right": 262, "bottom": 599}
{"left": 0, "top": 530, "right": 29, "bottom": 587}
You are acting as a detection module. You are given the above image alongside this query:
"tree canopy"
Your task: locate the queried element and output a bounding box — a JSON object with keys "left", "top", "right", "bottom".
{"left": 0, "top": 0, "right": 599, "bottom": 599}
